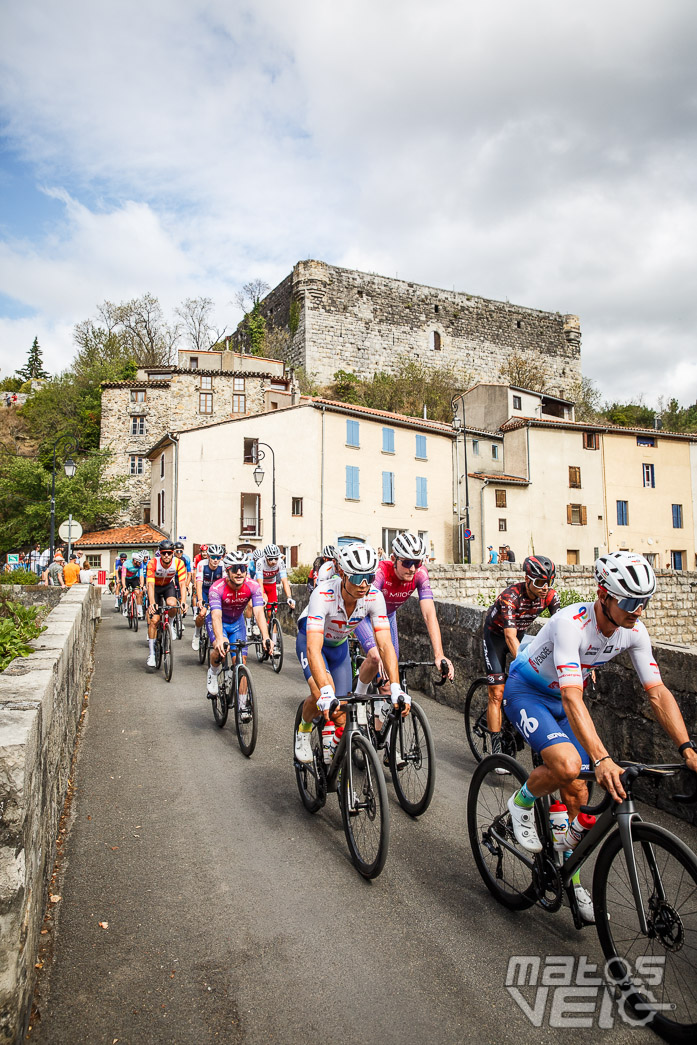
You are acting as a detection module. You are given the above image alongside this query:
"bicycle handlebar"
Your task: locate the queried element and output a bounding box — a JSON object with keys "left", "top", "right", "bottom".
{"left": 398, "top": 659, "right": 449, "bottom": 686}
{"left": 579, "top": 761, "right": 697, "bottom": 815}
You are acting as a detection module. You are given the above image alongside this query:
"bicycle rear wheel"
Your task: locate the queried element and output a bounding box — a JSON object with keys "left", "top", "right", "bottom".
{"left": 293, "top": 703, "right": 325, "bottom": 813}
{"left": 594, "top": 822, "right": 697, "bottom": 1041}
{"left": 270, "top": 618, "right": 283, "bottom": 673}
{"left": 464, "top": 677, "right": 492, "bottom": 762}
{"left": 340, "top": 733, "right": 390, "bottom": 879}
{"left": 467, "top": 754, "right": 537, "bottom": 910}
{"left": 234, "top": 665, "right": 258, "bottom": 757}
{"left": 388, "top": 701, "right": 436, "bottom": 817}
{"left": 163, "top": 625, "right": 173, "bottom": 681}
{"left": 198, "top": 629, "right": 208, "bottom": 665}
{"left": 211, "top": 671, "right": 228, "bottom": 728}
{"left": 154, "top": 634, "right": 163, "bottom": 670}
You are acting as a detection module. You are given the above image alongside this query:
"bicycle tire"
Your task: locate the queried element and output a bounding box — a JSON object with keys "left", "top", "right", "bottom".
{"left": 233, "top": 665, "right": 257, "bottom": 756}
{"left": 132, "top": 601, "right": 139, "bottom": 633}
{"left": 254, "top": 624, "right": 265, "bottom": 662}
{"left": 467, "top": 754, "right": 537, "bottom": 910}
{"left": 270, "top": 618, "right": 283, "bottom": 673}
{"left": 594, "top": 821, "right": 697, "bottom": 1041}
{"left": 127, "top": 598, "right": 134, "bottom": 630}
{"left": 464, "top": 677, "right": 492, "bottom": 762}
{"left": 340, "top": 732, "right": 390, "bottom": 879}
{"left": 198, "top": 630, "right": 208, "bottom": 665}
{"left": 388, "top": 700, "right": 436, "bottom": 817}
{"left": 212, "top": 669, "right": 229, "bottom": 728}
{"left": 293, "top": 702, "right": 325, "bottom": 813}
{"left": 154, "top": 634, "right": 163, "bottom": 670}
{"left": 175, "top": 610, "right": 183, "bottom": 640}
{"left": 163, "top": 624, "right": 173, "bottom": 682}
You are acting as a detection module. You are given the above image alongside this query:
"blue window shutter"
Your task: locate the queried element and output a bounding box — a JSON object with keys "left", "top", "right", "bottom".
{"left": 346, "top": 419, "right": 359, "bottom": 447}
{"left": 415, "top": 434, "right": 426, "bottom": 459}
{"left": 382, "top": 471, "right": 394, "bottom": 503}
{"left": 382, "top": 427, "right": 394, "bottom": 453}
{"left": 416, "top": 476, "right": 427, "bottom": 507}
{"left": 346, "top": 465, "right": 359, "bottom": 499}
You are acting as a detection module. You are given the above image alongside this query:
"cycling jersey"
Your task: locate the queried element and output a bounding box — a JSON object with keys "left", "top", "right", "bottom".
{"left": 121, "top": 559, "right": 144, "bottom": 583}
{"left": 176, "top": 553, "right": 192, "bottom": 574}
{"left": 208, "top": 577, "right": 264, "bottom": 624}
{"left": 315, "top": 560, "right": 335, "bottom": 585}
{"left": 485, "top": 582, "right": 560, "bottom": 634}
{"left": 146, "top": 554, "right": 187, "bottom": 590}
{"left": 299, "top": 577, "right": 390, "bottom": 647}
{"left": 195, "top": 559, "right": 223, "bottom": 600}
{"left": 251, "top": 554, "right": 287, "bottom": 586}
{"left": 353, "top": 559, "right": 432, "bottom": 657}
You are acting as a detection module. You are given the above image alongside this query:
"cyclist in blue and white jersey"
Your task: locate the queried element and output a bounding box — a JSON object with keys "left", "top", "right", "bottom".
{"left": 502, "top": 552, "right": 697, "bottom": 921}
{"left": 192, "top": 544, "right": 225, "bottom": 651}
{"left": 294, "top": 543, "right": 407, "bottom": 764}
{"left": 120, "top": 552, "right": 146, "bottom": 618}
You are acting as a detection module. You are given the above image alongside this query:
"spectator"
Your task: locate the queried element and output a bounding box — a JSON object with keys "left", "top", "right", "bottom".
{"left": 4, "top": 394, "right": 11, "bottom": 408}
{"left": 487, "top": 546, "right": 499, "bottom": 564}
{"left": 11, "top": 393, "right": 17, "bottom": 404}
{"left": 43, "top": 553, "right": 66, "bottom": 589}
{"left": 505, "top": 545, "right": 516, "bottom": 563}
{"left": 39, "top": 546, "right": 50, "bottom": 573}
{"left": 63, "top": 555, "right": 81, "bottom": 587}
{"left": 29, "top": 544, "right": 42, "bottom": 576}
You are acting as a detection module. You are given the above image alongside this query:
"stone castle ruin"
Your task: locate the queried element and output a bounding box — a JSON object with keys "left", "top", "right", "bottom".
{"left": 235, "top": 260, "right": 582, "bottom": 398}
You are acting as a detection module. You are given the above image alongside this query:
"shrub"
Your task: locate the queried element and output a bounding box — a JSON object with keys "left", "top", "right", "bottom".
{"left": 0, "top": 596, "right": 46, "bottom": 671}
{"left": 540, "top": 588, "right": 588, "bottom": 617}
{"left": 0, "top": 569, "right": 41, "bottom": 585}
{"left": 288, "top": 563, "right": 311, "bottom": 585}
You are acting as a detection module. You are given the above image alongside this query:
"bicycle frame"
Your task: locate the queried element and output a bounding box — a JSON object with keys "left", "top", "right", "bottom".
{"left": 320, "top": 696, "right": 375, "bottom": 811}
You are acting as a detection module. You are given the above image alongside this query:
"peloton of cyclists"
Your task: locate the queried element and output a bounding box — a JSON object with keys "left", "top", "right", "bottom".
{"left": 192, "top": 544, "right": 225, "bottom": 651}
{"left": 502, "top": 551, "right": 697, "bottom": 922}
{"left": 206, "top": 550, "right": 273, "bottom": 700}
{"left": 145, "top": 540, "right": 188, "bottom": 668}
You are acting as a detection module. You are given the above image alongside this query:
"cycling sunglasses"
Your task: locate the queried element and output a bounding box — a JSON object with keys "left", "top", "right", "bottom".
{"left": 398, "top": 558, "right": 421, "bottom": 569}
{"left": 226, "top": 564, "right": 247, "bottom": 574}
{"left": 347, "top": 572, "right": 376, "bottom": 585}
{"left": 159, "top": 551, "right": 174, "bottom": 557}
{"left": 208, "top": 555, "right": 222, "bottom": 561}
{"left": 529, "top": 577, "right": 551, "bottom": 589}
{"left": 615, "top": 595, "right": 651, "bottom": 612}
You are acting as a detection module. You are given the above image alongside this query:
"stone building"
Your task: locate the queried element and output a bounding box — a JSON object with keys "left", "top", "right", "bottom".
{"left": 99, "top": 350, "right": 298, "bottom": 525}
{"left": 231, "top": 259, "right": 582, "bottom": 397}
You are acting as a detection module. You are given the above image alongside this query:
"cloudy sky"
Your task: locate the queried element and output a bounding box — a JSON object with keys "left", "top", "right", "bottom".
{"left": 1, "top": 0, "right": 696, "bottom": 405}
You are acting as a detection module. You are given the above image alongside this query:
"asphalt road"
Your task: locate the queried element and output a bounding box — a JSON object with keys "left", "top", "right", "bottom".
{"left": 28, "top": 597, "right": 695, "bottom": 1045}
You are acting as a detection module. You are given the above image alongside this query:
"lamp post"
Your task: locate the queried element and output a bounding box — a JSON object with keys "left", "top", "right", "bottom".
{"left": 49, "top": 435, "right": 79, "bottom": 562}
{"left": 452, "top": 395, "right": 471, "bottom": 563}
{"left": 252, "top": 442, "right": 276, "bottom": 544}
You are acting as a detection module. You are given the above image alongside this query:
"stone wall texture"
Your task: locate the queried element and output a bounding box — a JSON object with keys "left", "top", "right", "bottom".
{"left": 253, "top": 260, "right": 582, "bottom": 397}
{"left": 0, "top": 584, "right": 101, "bottom": 1043}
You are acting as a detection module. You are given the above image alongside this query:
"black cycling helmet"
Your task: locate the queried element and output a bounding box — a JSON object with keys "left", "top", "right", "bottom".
{"left": 174, "top": 541, "right": 184, "bottom": 551}
{"left": 523, "top": 554, "right": 555, "bottom": 585}
{"left": 158, "top": 539, "right": 175, "bottom": 552}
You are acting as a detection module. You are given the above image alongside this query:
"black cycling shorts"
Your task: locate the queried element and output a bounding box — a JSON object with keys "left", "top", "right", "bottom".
{"left": 153, "top": 582, "right": 178, "bottom": 606}
{"left": 482, "top": 626, "right": 523, "bottom": 685}
{"left": 124, "top": 576, "right": 140, "bottom": 591}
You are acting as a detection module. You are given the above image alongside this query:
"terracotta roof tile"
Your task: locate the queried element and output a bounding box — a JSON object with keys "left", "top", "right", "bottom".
{"left": 310, "top": 398, "right": 455, "bottom": 434}
{"left": 74, "top": 524, "right": 166, "bottom": 548}
{"left": 499, "top": 416, "right": 697, "bottom": 440}
{"left": 468, "top": 472, "right": 530, "bottom": 484}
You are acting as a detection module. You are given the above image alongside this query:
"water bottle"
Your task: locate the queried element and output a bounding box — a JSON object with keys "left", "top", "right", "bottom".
{"left": 331, "top": 726, "right": 344, "bottom": 755}
{"left": 322, "top": 723, "right": 336, "bottom": 763}
{"left": 549, "top": 800, "right": 570, "bottom": 851}
{"left": 566, "top": 812, "right": 596, "bottom": 849}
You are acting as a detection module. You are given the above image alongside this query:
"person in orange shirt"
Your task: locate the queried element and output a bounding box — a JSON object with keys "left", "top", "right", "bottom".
{"left": 63, "top": 555, "right": 81, "bottom": 586}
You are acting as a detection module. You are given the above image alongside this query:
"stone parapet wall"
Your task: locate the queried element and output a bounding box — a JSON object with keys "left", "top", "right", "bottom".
{"left": 0, "top": 584, "right": 101, "bottom": 1043}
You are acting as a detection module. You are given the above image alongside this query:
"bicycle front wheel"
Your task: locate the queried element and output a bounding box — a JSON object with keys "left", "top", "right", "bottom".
{"left": 340, "top": 733, "right": 390, "bottom": 879}
{"left": 270, "top": 618, "right": 283, "bottom": 673}
{"left": 293, "top": 702, "right": 325, "bottom": 813}
{"left": 175, "top": 612, "right": 183, "bottom": 640}
{"left": 198, "top": 630, "right": 207, "bottom": 665}
{"left": 234, "top": 665, "right": 258, "bottom": 757}
{"left": 127, "top": 600, "right": 134, "bottom": 630}
{"left": 467, "top": 754, "right": 537, "bottom": 910}
{"left": 594, "top": 821, "right": 697, "bottom": 1041}
{"left": 211, "top": 673, "right": 228, "bottom": 728}
{"left": 163, "top": 625, "right": 173, "bottom": 682}
{"left": 154, "top": 635, "right": 163, "bottom": 670}
{"left": 388, "top": 701, "right": 435, "bottom": 817}
{"left": 464, "top": 677, "right": 492, "bottom": 762}
{"left": 132, "top": 604, "right": 139, "bottom": 633}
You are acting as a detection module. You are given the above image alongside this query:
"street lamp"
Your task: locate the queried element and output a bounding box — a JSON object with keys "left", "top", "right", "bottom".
{"left": 452, "top": 395, "right": 471, "bottom": 563}
{"left": 49, "top": 435, "right": 79, "bottom": 561}
{"left": 252, "top": 441, "right": 276, "bottom": 544}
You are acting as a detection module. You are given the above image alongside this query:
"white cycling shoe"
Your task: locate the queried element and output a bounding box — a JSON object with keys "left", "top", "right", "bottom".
{"left": 574, "top": 885, "right": 595, "bottom": 923}
{"left": 191, "top": 634, "right": 200, "bottom": 651}
{"left": 146, "top": 653, "right": 156, "bottom": 668}
{"left": 507, "top": 794, "right": 542, "bottom": 853}
{"left": 206, "top": 667, "right": 219, "bottom": 696}
{"left": 295, "top": 730, "right": 313, "bottom": 764}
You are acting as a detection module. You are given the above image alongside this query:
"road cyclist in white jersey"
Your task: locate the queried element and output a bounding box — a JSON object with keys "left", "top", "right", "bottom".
{"left": 502, "top": 551, "right": 697, "bottom": 923}
{"left": 294, "top": 542, "right": 409, "bottom": 764}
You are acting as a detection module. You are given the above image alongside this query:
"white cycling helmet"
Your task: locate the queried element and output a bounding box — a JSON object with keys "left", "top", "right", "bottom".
{"left": 321, "top": 544, "right": 338, "bottom": 560}
{"left": 207, "top": 544, "right": 225, "bottom": 558}
{"left": 223, "top": 550, "right": 248, "bottom": 569}
{"left": 132, "top": 552, "right": 142, "bottom": 564}
{"left": 140, "top": 551, "right": 150, "bottom": 562}
{"left": 263, "top": 543, "right": 281, "bottom": 559}
{"left": 336, "top": 542, "right": 379, "bottom": 576}
{"left": 595, "top": 552, "right": 656, "bottom": 599}
{"left": 391, "top": 532, "right": 427, "bottom": 561}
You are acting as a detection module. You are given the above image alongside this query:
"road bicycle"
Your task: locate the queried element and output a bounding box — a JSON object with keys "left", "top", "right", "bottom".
{"left": 468, "top": 753, "right": 697, "bottom": 1042}
{"left": 293, "top": 694, "right": 390, "bottom": 879}
{"left": 196, "top": 610, "right": 210, "bottom": 666}
{"left": 464, "top": 673, "right": 538, "bottom": 771}
{"left": 126, "top": 588, "right": 141, "bottom": 633}
{"left": 253, "top": 601, "right": 284, "bottom": 673}
{"left": 173, "top": 604, "right": 184, "bottom": 640}
{"left": 149, "top": 601, "right": 174, "bottom": 682}
{"left": 210, "top": 639, "right": 262, "bottom": 757}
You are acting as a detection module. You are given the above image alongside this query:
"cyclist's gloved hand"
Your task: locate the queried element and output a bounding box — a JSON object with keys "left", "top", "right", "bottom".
{"left": 287, "top": 598, "right": 296, "bottom": 610}
{"left": 317, "top": 686, "right": 335, "bottom": 713}
{"left": 390, "top": 682, "right": 410, "bottom": 708}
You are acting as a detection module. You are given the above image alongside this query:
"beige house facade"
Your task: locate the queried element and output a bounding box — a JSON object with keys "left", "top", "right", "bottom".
{"left": 146, "top": 400, "right": 456, "bottom": 567}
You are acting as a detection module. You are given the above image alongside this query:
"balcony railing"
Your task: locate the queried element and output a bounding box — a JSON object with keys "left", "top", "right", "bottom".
{"left": 240, "top": 515, "right": 263, "bottom": 538}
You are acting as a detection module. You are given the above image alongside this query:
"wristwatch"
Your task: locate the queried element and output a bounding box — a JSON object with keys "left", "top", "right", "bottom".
{"left": 678, "top": 740, "right": 696, "bottom": 757}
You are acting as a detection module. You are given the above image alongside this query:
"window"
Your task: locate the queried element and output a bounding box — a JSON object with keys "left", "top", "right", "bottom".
{"left": 568, "top": 466, "right": 581, "bottom": 489}
{"left": 498, "top": 518, "right": 507, "bottom": 531}
{"left": 642, "top": 463, "right": 655, "bottom": 488}
{"left": 432, "top": 331, "right": 441, "bottom": 350}
{"left": 645, "top": 552, "right": 657, "bottom": 566}
{"left": 199, "top": 392, "right": 213, "bottom": 413}
{"left": 243, "top": 438, "right": 258, "bottom": 464}
{"left": 637, "top": 435, "right": 655, "bottom": 447}
{"left": 233, "top": 376, "right": 245, "bottom": 392}
{"left": 671, "top": 551, "right": 684, "bottom": 570}
{"left": 567, "top": 504, "right": 587, "bottom": 525}
{"left": 190, "top": 357, "right": 198, "bottom": 370}
{"left": 415, "top": 434, "right": 427, "bottom": 460}
{"left": 616, "top": 500, "right": 629, "bottom": 526}
{"left": 143, "top": 506, "right": 150, "bottom": 524}
{"left": 416, "top": 476, "right": 428, "bottom": 508}
{"left": 129, "top": 455, "right": 144, "bottom": 475}
{"left": 232, "top": 394, "right": 246, "bottom": 413}
{"left": 583, "top": 431, "right": 599, "bottom": 450}
{"left": 292, "top": 497, "right": 303, "bottom": 517}
{"left": 158, "top": 490, "right": 165, "bottom": 526}
{"left": 512, "top": 395, "right": 522, "bottom": 411}
{"left": 472, "top": 439, "right": 480, "bottom": 456}
{"left": 495, "top": 489, "right": 507, "bottom": 508}
{"left": 346, "top": 419, "right": 360, "bottom": 447}
{"left": 200, "top": 375, "right": 212, "bottom": 391}
{"left": 84, "top": 554, "right": 101, "bottom": 569}
{"left": 130, "top": 389, "right": 146, "bottom": 403}
{"left": 492, "top": 444, "right": 499, "bottom": 460}
{"left": 672, "top": 504, "right": 683, "bottom": 528}
{"left": 346, "top": 465, "right": 360, "bottom": 500}
{"left": 160, "top": 453, "right": 165, "bottom": 479}
{"left": 131, "top": 415, "right": 146, "bottom": 435}
{"left": 382, "top": 471, "right": 395, "bottom": 505}
{"left": 240, "top": 493, "right": 261, "bottom": 536}
{"left": 382, "top": 427, "right": 395, "bottom": 453}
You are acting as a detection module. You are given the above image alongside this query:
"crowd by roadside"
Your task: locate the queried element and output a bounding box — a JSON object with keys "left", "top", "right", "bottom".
{"left": 3, "top": 545, "right": 98, "bottom": 588}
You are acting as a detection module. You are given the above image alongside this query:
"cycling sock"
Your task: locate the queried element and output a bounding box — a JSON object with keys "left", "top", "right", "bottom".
{"left": 355, "top": 679, "right": 370, "bottom": 695}
{"left": 513, "top": 781, "right": 536, "bottom": 809}
{"left": 148, "top": 639, "right": 155, "bottom": 653}
{"left": 194, "top": 625, "right": 201, "bottom": 636}
{"left": 298, "top": 719, "right": 313, "bottom": 733}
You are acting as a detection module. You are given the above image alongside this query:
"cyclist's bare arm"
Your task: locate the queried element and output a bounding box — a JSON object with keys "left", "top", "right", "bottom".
{"left": 503, "top": 626, "right": 520, "bottom": 659}
{"left": 646, "top": 683, "right": 697, "bottom": 773}
{"left": 253, "top": 604, "right": 272, "bottom": 646}
{"left": 561, "top": 685, "right": 626, "bottom": 801}
{"left": 420, "top": 599, "right": 454, "bottom": 679}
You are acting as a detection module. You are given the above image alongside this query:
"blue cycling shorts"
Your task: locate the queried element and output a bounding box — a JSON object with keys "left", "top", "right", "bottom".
{"left": 296, "top": 617, "right": 353, "bottom": 697}
{"left": 206, "top": 613, "right": 248, "bottom": 657}
{"left": 502, "top": 670, "right": 590, "bottom": 771}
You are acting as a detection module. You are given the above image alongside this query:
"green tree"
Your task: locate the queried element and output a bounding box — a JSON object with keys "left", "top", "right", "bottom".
{"left": 235, "top": 280, "right": 270, "bottom": 356}
{"left": 325, "top": 356, "right": 470, "bottom": 423}
{"left": 16, "top": 337, "right": 50, "bottom": 381}
{"left": 602, "top": 400, "right": 656, "bottom": 429}
{"left": 498, "top": 351, "right": 547, "bottom": 392}
{"left": 568, "top": 376, "right": 602, "bottom": 422}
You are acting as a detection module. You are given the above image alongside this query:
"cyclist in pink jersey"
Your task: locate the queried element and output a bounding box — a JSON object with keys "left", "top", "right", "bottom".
{"left": 205, "top": 550, "right": 273, "bottom": 697}
{"left": 353, "top": 533, "right": 454, "bottom": 700}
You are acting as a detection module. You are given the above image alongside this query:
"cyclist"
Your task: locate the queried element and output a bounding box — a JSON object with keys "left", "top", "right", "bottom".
{"left": 294, "top": 542, "right": 408, "bottom": 764}
{"left": 193, "top": 544, "right": 208, "bottom": 571}
{"left": 353, "top": 533, "right": 454, "bottom": 704}
{"left": 483, "top": 554, "right": 560, "bottom": 758}
{"left": 502, "top": 551, "right": 697, "bottom": 922}
{"left": 308, "top": 544, "right": 338, "bottom": 591}
{"left": 145, "top": 540, "right": 188, "bottom": 668}
{"left": 192, "top": 544, "right": 225, "bottom": 651}
{"left": 120, "top": 552, "right": 146, "bottom": 619}
{"left": 112, "top": 552, "right": 128, "bottom": 608}
{"left": 206, "top": 550, "right": 273, "bottom": 699}
{"left": 251, "top": 543, "right": 296, "bottom": 612}
{"left": 174, "top": 542, "right": 192, "bottom": 619}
